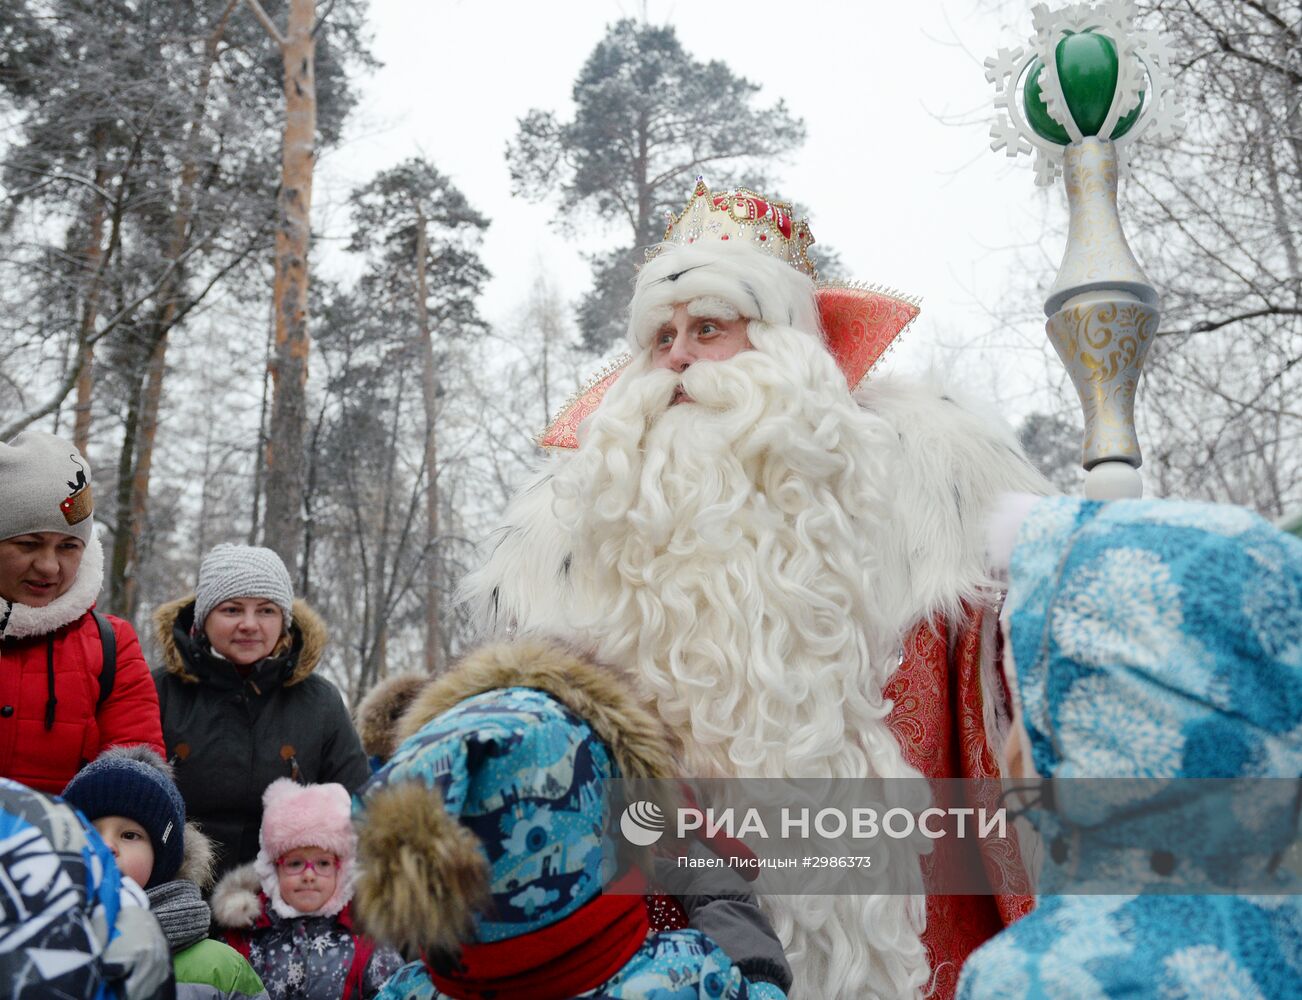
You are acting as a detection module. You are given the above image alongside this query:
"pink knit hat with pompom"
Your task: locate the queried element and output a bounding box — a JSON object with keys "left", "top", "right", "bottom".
{"left": 254, "top": 779, "right": 356, "bottom": 919}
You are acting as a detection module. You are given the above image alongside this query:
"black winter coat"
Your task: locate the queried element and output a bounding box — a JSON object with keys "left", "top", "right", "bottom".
{"left": 152, "top": 597, "right": 369, "bottom": 878}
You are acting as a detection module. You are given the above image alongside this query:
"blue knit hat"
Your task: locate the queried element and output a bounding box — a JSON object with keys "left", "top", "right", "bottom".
{"left": 62, "top": 746, "right": 186, "bottom": 888}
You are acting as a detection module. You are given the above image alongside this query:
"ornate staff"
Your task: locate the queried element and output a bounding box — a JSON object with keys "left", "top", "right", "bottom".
{"left": 986, "top": 1, "right": 1183, "bottom": 498}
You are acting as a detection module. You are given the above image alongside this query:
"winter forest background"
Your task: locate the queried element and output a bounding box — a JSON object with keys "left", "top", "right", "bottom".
{"left": 1, "top": 0, "right": 1298, "bottom": 701}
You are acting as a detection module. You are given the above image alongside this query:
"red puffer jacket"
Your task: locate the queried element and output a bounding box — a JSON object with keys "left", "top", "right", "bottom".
{"left": 0, "top": 537, "right": 162, "bottom": 793}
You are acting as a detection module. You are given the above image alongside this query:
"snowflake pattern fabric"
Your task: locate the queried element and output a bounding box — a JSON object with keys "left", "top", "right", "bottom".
{"left": 1002, "top": 497, "right": 1302, "bottom": 782}
{"left": 958, "top": 497, "right": 1302, "bottom": 1000}
{"left": 245, "top": 906, "right": 402, "bottom": 1000}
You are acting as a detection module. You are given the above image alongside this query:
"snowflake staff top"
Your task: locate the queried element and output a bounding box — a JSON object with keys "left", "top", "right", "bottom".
{"left": 985, "top": 1, "right": 1185, "bottom": 500}
{"left": 985, "top": 0, "right": 1184, "bottom": 186}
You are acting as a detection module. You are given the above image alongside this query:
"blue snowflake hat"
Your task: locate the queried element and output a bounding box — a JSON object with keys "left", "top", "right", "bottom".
{"left": 1003, "top": 496, "right": 1302, "bottom": 889}
{"left": 351, "top": 639, "right": 677, "bottom": 959}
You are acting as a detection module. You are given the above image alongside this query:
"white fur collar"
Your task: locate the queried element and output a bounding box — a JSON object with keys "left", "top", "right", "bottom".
{"left": 1, "top": 534, "right": 105, "bottom": 640}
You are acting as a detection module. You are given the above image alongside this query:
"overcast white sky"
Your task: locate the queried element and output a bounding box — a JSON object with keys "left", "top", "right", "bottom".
{"left": 315, "top": 0, "right": 1062, "bottom": 413}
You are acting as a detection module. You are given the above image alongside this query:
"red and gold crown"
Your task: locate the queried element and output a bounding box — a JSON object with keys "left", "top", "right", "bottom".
{"left": 649, "top": 178, "right": 818, "bottom": 279}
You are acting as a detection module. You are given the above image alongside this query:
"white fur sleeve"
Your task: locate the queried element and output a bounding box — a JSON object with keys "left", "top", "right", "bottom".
{"left": 456, "top": 459, "right": 579, "bottom": 640}
{"left": 855, "top": 374, "right": 1053, "bottom": 625}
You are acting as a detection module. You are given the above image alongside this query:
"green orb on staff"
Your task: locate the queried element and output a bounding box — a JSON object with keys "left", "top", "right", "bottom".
{"left": 986, "top": 1, "right": 1184, "bottom": 499}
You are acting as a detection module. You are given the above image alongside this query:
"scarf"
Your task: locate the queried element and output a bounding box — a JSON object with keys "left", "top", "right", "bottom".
{"left": 146, "top": 880, "right": 211, "bottom": 953}
{"left": 426, "top": 869, "right": 652, "bottom": 1000}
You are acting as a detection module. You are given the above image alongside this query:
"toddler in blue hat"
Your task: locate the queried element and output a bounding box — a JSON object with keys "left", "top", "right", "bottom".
{"left": 64, "top": 746, "right": 267, "bottom": 1000}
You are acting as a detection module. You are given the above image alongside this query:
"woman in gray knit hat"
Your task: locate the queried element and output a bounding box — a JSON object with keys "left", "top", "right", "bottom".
{"left": 152, "top": 544, "right": 368, "bottom": 879}
{"left": 0, "top": 430, "right": 164, "bottom": 793}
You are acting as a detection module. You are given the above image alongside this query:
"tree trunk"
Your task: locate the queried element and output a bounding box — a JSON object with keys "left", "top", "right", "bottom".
{"left": 414, "top": 209, "right": 443, "bottom": 675}
{"left": 120, "top": 331, "right": 169, "bottom": 619}
{"left": 635, "top": 108, "right": 651, "bottom": 247}
{"left": 73, "top": 153, "right": 113, "bottom": 453}
{"left": 355, "top": 368, "right": 407, "bottom": 696}
{"left": 300, "top": 398, "right": 328, "bottom": 597}
{"left": 108, "top": 366, "right": 145, "bottom": 616}
{"left": 248, "top": 305, "right": 274, "bottom": 545}
{"left": 261, "top": 0, "right": 317, "bottom": 578}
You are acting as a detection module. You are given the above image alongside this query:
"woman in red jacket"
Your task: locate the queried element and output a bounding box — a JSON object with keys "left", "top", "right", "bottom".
{"left": 0, "top": 430, "right": 163, "bottom": 793}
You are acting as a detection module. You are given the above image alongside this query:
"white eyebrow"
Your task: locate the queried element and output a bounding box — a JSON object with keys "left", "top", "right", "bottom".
{"left": 645, "top": 305, "right": 673, "bottom": 332}
{"left": 686, "top": 297, "right": 740, "bottom": 321}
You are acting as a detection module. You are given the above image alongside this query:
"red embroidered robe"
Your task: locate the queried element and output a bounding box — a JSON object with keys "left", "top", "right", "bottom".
{"left": 884, "top": 608, "right": 1034, "bottom": 1000}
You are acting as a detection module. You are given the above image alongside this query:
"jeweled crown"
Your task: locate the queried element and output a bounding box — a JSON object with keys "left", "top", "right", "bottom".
{"left": 649, "top": 178, "right": 817, "bottom": 279}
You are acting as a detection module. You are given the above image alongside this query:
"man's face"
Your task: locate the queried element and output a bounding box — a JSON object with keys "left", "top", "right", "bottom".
{"left": 649, "top": 302, "right": 751, "bottom": 400}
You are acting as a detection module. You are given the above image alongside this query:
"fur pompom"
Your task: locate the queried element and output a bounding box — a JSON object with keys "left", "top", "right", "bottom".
{"left": 210, "top": 862, "right": 262, "bottom": 929}
{"left": 354, "top": 782, "right": 489, "bottom": 958}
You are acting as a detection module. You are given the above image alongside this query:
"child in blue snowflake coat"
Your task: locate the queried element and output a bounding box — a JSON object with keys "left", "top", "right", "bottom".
{"left": 958, "top": 497, "right": 1302, "bottom": 999}
{"left": 212, "top": 780, "right": 403, "bottom": 1000}
{"left": 353, "top": 639, "right": 791, "bottom": 1000}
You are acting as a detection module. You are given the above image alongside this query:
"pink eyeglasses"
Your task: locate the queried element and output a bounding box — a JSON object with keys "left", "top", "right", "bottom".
{"left": 276, "top": 855, "right": 339, "bottom": 876}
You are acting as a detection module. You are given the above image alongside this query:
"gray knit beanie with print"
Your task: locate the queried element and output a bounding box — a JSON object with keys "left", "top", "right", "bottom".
{"left": 0, "top": 430, "right": 95, "bottom": 543}
{"left": 194, "top": 544, "right": 294, "bottom": 634}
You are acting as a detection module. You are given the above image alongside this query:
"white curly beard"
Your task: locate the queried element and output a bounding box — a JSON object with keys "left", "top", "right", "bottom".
{"left": 551, "top": 326, "right": 931, "bottom": 999}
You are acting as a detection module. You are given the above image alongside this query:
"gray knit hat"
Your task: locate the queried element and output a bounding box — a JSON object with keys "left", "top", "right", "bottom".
{"left": 0, "top": 430, "right": 95, "bottom": 543}
{"left": 194, "top": 544, "right": 294, "bottom": 633}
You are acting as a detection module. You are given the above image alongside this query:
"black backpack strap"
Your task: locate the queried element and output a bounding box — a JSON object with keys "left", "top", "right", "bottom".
{"left": 91, "top": 610, "right": 116, "bottom": 710}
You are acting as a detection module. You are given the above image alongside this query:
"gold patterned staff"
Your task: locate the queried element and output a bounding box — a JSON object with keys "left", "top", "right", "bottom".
{"left": 986, "top": 1, "right": 1183, "bottom": 498}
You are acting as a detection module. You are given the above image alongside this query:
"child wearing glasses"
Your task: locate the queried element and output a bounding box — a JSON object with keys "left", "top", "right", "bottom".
{"left": 213, "top": 779, "right": 402, "bottom": 1000}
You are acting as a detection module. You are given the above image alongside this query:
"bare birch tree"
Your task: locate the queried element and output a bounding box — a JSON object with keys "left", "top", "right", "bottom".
{"left": 246, "top": 0, "right": 317, "bottom": 582}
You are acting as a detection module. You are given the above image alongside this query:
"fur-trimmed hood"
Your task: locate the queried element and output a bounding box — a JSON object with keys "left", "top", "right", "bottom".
{"left": 354, "top": 672, "right": 429, "bottom": 764}
{"left": 354, "top": 639, "right": 677, "bottom": 957}
{"left": 178, "top": 820, "right": 217, "bottom": 890}
{"left": 394, "top": 639, "right": 676, "bottom": 782}
{"left": 153, "top": 595, "right": 327, "bottom": 685}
